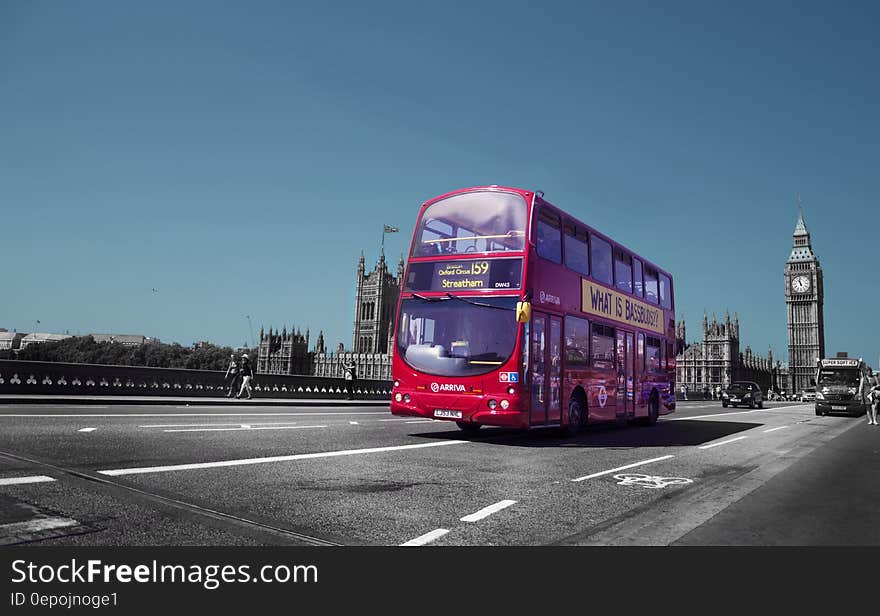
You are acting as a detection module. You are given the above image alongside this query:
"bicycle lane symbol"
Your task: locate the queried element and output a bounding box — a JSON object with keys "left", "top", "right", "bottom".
{"left": 612, "top": 473, "right": 694, "bottom": 489}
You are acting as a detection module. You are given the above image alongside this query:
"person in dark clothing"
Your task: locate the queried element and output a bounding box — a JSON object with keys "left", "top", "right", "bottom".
{"left": 236, "top": 354, "right": 254, "bottom": 400}
{"left": 224, "top": 354, "right": 240, "bottom": 398}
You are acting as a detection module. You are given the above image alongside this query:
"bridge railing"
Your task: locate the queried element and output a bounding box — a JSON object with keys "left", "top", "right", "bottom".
{"left": 0, "top": 359, "right": 391, "bottom": 400}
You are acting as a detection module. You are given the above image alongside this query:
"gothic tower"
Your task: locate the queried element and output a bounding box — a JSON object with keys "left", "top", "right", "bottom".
{"left": 784, "top": 207, "right": 825, "bottom": 394}
{"left": 352, "top": 248, "right": 404, "bottom": 354}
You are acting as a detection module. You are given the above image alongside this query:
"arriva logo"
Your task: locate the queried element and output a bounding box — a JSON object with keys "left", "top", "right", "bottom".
{"left": 539, "top": 290, "right": 561, "bottom": 305}
{"left": 430, "top": 382, "right": 466, "bottom": 393}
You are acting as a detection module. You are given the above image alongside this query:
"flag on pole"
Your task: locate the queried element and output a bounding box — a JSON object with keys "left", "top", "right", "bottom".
{"left": 383, "top": 225, "right": 399, "bottom": 233}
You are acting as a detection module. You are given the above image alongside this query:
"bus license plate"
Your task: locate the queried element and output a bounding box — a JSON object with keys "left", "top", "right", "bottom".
{"left": 434, "top": 409, "right": 462, "bottom": 419}
{"left": 832, "top": 406, "right": 847, "bottom": 411}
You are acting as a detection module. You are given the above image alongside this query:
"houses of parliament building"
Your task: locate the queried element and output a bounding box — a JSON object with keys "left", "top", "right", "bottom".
{"left": 676, "top": 208, "right": 824, "bottom": 396}
{"left": 261, "top": 209, "right": 825, "bottom": 396}
{"left": 257, "top": 248, "right": 403, "bottom": 381}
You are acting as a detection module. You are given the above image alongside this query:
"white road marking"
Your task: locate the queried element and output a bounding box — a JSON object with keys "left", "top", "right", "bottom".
{"left": 698, "top": 436, "right": 749, "bottom": 450}
{"left": 670, "top": 405, "right": 810, "bottom": 421}
{"left": 0, "top": 412, "right": 389, "bottom": 418}
{"left": 163, "top": 425, "right": 326, "bottom": 433}
{"left": 0, "top": 517, "right": 79, "bottom": 533}
{"left": 140, "top": 422, "right": 310, "bottom": 428}
{"left": 400, "top": 528, "right": 450, "bottom": 546}
{"left": 460, "top": 500, "right": 517, "bottom": 522}
{"left": 98, "top": 440, "right": 468, "bottom": 476}
{"left": 349, "top": 421, "right": 359, "bottom": 425}
{"left": 763, "top": 426, "right": 789, "bottom": 433}
{"left": 571, "top": 455, "right": 675, "bottom": 482}
{"left": 77, "top": 427, "right": 96, "bottom": 432}
{"left": 405, "top": 420, "right": 437, "bottom": 424}
{"left": 0, "top": 475, "right": 57, "bottom": 486}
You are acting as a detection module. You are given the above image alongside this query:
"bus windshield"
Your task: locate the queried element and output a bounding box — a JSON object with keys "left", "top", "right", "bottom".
{"left": 396, "top": 296, "right": 518, "bottom": 377}
{"left": 411, "top": 190, "right": 527, "bottom": 257}
{"left": 817, "top": 368, "right": 861, "bottom": 387}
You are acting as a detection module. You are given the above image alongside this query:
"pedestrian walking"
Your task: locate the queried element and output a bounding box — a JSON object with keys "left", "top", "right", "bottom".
{"left": 680, "top": 384, "right": 687, "bottom": 401}
{"left": 224, "top": 354, "right": 239, "bottom": 398}
{"left": 863, "top": 373, "right": 879, "bottom": 426}
{"left": 236, "top": 353, "right": 254, "bottom": 400}
{"left": 343, "top": 360, "right": 357, "bottom": 400}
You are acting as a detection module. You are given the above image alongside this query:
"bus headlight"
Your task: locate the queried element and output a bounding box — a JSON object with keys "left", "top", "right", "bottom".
{"left": 395, "top": 393, "right": 402, "bottom": 402}
{"left": 404, "top": 394, "right": 411, "bottom": 403}
{"left": 394, "top": 380, "right": 400, "bottom": 388}
{"left": 507, "top": 386, "right": 516, "bottom": 395}
{"left": 488, "top": 399, "right": 498, "bottom": 410}
{"left": 500, "top": 399, "right": 510, "bottom": 410}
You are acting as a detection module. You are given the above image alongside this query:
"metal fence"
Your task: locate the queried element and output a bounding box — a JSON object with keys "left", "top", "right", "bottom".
{"left": 0, "top": 359, "right": 391, "bottom": 400}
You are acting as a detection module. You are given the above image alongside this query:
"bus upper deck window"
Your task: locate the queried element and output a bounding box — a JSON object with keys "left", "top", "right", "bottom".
{"left": 536, "top": 209, "right": 561, "bottom": 263}
{"left": 659, "top": 273, "right": 672, "bottom": 309}
{"left": 645, "top": 268, "right": 659, "bottom": 305}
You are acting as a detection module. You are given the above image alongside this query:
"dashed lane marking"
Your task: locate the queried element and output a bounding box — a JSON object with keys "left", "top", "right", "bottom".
{"left": 77, "top": 428, "right": 96, "bottom": 432}
{"left": 0, "top": 412, "right": 389, "bottom": 418}
{"left": 763, "top": 426, "right": 789, "bottom": 433}
{"left": 571, "top": 455, "right": 675, "bottom": 482}
{"left": 0, "top": 517, "right": 79, "bottom": 534}
{"left": 400, "top": 528, "right": 450, "bottom": 546}
{"left": 97, "top": 440, "right": 468, "bottom": 476}
{"left": 163, "top": 425, "right": 326, "bottom": 433}
{"left": 0, "top": 475, "right": 56, "bottom": 486}
{"left": 697, "top": 435, "right": 749, "bottom": 450}
{"left": 460, "top": 500, "right": 517, "bottom": 523}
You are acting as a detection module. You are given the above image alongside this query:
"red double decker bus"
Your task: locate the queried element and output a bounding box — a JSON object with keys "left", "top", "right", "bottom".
{"left": 390, "top": 186, "right": 676, "bottom": 434}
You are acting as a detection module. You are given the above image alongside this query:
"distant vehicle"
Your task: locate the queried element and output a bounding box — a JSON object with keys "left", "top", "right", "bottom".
{"left": 722, "top": 381, "right": 764, "bottom": 409}
{"left": 814, "top": 357, "right": 869, "bottom": 416}
{"left": 800, "top": 387, "right": 817, "bottom": 403}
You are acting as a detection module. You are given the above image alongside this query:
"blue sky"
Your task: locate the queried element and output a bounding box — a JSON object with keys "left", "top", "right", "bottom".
{"left": 2, "top": 1, "right": 878, "bottom": 366}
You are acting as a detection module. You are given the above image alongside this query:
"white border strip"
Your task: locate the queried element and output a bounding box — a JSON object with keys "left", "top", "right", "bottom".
{"left": 163, "top": 425, "right": 326, "bottom": 433}
{"left": 698, "top": 435, "right": 749, "bottom": 450}
{"left": 571, "top": 455, "right": 675, "bottom": 482}
{"left": 98, "top": 440, "right": 467, "bottom": 476}
{"left": 0, "top": 475, "right": 57, "bottom": 486}
{"left": 460, "top": 500, "right": 517, "bottom": 522}
{"left": 763, "top": 426, "right": 789, "bottom": 433}
{"left": 400, "top": 528, "right": 450, "bottom": 546}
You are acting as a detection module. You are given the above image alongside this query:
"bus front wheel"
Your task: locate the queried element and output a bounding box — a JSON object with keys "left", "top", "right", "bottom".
{"left": 456, "top": 421, "right": 482, "bottom": 435}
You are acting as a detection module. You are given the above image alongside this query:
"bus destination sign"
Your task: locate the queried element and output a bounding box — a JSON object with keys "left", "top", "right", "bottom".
{"left": 581, "top": 279, "right": 665, "bottom": 335}
{"left": 405, "top": 258, "right": 523, "bottom": 292}
{"left": 819, "top": 358, "right": 859, "bottom": 367}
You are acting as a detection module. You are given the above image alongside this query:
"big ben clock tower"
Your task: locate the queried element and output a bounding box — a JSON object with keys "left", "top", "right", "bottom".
{"left": 784, "top": 207, "right": 825, "bottom": 395}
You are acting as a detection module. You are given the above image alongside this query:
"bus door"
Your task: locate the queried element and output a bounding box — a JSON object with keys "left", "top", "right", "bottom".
{"left": 530, "top": 312, "right": 562, "bottom": 426}
{"left": 615, "top": 330, "right": 636, "bottom": 420}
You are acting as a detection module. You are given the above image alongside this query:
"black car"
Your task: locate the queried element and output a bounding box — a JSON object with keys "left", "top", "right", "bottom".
{"left": 722, "top": 381, "right": 764, "bottom": 409}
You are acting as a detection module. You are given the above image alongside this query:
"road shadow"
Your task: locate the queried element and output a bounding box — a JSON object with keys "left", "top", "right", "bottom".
{"left": 414, "top": 419, "right": 760, "bottom": 448}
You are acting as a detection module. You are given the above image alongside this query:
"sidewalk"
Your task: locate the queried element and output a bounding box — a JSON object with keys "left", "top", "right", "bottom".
{"left": 0, "top": 394, "right": 389, "bottom": 407}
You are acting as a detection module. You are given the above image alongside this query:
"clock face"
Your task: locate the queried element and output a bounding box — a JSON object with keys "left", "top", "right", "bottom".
{"left": 792, "top": 275, "right": 811, "bottom": 293}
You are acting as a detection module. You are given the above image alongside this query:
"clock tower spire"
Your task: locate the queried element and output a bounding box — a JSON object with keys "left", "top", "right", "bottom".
{"left": 784, "top": 202, "right": 825, "bottom": 395}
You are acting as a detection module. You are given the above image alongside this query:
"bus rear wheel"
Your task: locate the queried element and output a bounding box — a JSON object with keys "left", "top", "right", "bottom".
{"left": 456, "top": 421, "right": 482, "bottom": 435}
{"left": 564, "top": 398, "right": 586, "bottom": 436}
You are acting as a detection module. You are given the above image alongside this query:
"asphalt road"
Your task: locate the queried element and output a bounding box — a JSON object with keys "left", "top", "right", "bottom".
{"left": 0, "top": 399, "right": 875, "bottom": 546}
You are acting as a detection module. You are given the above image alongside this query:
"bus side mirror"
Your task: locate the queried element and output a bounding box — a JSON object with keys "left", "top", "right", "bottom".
{"left": 516, "top": 301, "right": 532, "bottom": 323}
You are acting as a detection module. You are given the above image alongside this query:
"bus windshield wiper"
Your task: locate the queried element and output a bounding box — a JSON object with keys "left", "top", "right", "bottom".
{"left": 411, "top": 293, "right": 448, "bottom": 303}
{"left": 444, "top": 293, "right": 511, "bottom": 311}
